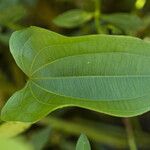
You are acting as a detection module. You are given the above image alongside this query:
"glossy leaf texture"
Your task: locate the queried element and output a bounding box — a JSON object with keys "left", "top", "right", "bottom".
{"left": 53, "top": 9, "right": 93, "bottom": 28}
{"left": 76, "top": 134, "right": 91, "bottom": 150}
{"left": 1, "top": 26, "right": 150, "bottom": 122}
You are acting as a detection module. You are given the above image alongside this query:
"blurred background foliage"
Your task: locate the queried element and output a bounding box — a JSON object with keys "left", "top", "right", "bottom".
{"left": 0, "top": 0, "right": 150, "bottom": 150}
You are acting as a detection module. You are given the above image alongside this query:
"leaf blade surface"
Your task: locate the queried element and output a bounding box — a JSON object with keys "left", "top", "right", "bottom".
{"left": 1, "top": 26, "right": 150, "bottom": 122}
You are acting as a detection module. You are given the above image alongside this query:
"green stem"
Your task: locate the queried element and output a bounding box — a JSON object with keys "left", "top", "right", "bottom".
{"left": 40, "top": 117, "right": 150, "bottom": 149}
{"left": 40, "top": 117, "right": 126, "bottom": 148}
{"left": 131, "top": 117, "right": 142, "bottom": 132}
{"left": 94, "top": 0, "right": 101, "bottom": 33}
{"left": 123, "top": 118, "right": 137, "bottom": 150}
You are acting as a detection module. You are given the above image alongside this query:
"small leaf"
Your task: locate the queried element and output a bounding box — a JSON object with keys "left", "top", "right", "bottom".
{"left": 53, "top": 9, "right": 93, "bottom": 28}
{"left": 101, "top": 13, "right": 143, "bottom": 34}
{"left": 0, "top": 5, "right": 27, "bottom": 26}
{"left": 76, "top": 134, "right": 91, "bottom": 150}
{"left": 30, "top": 127, "right": 51, "bottom": 150}
{"left": 1, "top": 26, "right": 150, "bottom": 122}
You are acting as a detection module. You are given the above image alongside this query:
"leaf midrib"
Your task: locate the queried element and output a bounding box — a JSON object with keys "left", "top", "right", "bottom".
{"left": 30, "top": 51, "right": 150, "bottom": 77}
{"left": 30, "top": 78, "right": 150, "bottom": 102}
{"left": 31, "top": 75, "right": 150, "bottom": 80}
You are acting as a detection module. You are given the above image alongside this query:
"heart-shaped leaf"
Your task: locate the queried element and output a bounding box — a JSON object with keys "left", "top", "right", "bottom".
{"left": 1, "top": 26, "right": 150, "bottom": 122}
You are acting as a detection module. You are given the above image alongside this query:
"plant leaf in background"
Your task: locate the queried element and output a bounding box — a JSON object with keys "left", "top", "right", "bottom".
{"left": 0, "top": 0, "right": 27, "bottom": 46}
{"left": 0, "top": 122, "right": 31, "bottom": 138}
{"left": 101, "top": 13, "right": 143, "bottom": 35}
{"left": 53, "top": 9, "right": 93, "bottom": 28}
{"left": 0, "top": 33, "right": 11, "bottom": 45}
{"left": 0, "top": 5, "right": 27, "bottom": 26}
{"left": 0, "top": 138, "right": 33, "bottom": 150}
{"left": 1, "top": 26, "right": 150, "bottom": 122}
{"left": 76, "top": 134, "right": 91, "bottom": 150}
{"left": 0, "top": 118, "right": 32, "bottom": 150}
{"left": 0, "top": 0, "right": 19, "bottom": 9}
{"left": 30, "top": 127, "right": 51, "bottom": 150}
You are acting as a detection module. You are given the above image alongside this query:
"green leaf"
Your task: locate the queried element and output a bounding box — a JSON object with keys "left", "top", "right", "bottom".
{"left": 0, "top": 0, "right": 20, "bottom": 10}
{"left": 0, "top": 138, "right": 33, "bottom": 150}
{"left": 0, "top": 122, "right": 31, "bottom": 138}
{"left": 101, "top": 13, "right": 143, "bottom": 35}
{"left": 53, "top": 9, "right": 93, "bottom": 28}
{"left": 0, "top": 33, "right": 11, "bottom": 45}
{"left": 1, "top": 26, "right": 150, "bottom": 122}
{"left": 0, "top": 5, "right": 27, "bottom": 26}
{"left": 76, "top": 134, "right": 91, "bottom": 150}
{"left": 30, "top": 127, "right": 51, "bottom": 150}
